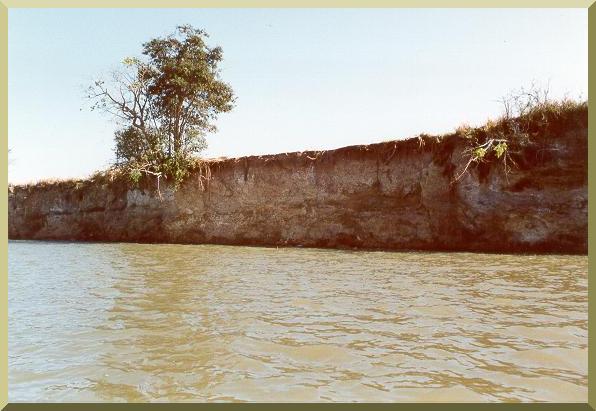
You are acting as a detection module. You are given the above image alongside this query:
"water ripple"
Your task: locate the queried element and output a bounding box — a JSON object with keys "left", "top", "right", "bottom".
{"left": 9, "top": 241, "right": 587, "bottom": 402}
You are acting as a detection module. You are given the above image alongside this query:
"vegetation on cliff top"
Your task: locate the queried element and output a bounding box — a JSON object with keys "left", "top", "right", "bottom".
{"left": 87, "top": 25, "right": 235, "bottom": 190}
{"left": 81, "top": 25, "right": 585, "bottom": 192}
{"left": 449, "top": 85, "right": 586, "bottom": 182}
{"left": 10, "top": 85, "right": 585, "bottom": 193}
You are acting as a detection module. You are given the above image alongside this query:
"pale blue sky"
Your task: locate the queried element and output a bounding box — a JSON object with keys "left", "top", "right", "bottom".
{"left": 8, "top": 8, "right": 587, "bottom": 184}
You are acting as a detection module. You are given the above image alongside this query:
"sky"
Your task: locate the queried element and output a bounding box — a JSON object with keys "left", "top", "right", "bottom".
{"left": 8, "top": 8, "right": 588, "bottom": 184}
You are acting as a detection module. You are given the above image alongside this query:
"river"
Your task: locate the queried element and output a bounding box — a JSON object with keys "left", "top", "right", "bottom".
{"left": 8, "top": 240, "right": 587, "bottom": 402}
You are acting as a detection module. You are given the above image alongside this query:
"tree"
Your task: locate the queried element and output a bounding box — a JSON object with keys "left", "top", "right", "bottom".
{"left": 88, "top": 25, "right": 235, "bottom": 186}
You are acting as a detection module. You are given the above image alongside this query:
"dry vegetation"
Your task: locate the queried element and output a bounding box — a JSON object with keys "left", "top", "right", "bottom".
{"left": 11, "top": 86, "right": 586, "bottom": 194}
{"left": 450, "top": 86, "right": 586, "bottom": 181}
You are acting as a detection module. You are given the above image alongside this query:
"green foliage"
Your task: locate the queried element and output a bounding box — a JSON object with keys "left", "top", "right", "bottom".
{"left": 129, "top": 169, "right": 142, "bottom": 186}
{"left": 453, "top": 84, "right": 586, "bottom": 182}
{"left": 494, "top": 141, "right": 508, "bottom": 159}
{"left": 114, "top": 127, "right": 163, "bottom": 164}
{"left": 472, "top": 147, "right": 487, "bottom": 160}
{"left": 160, "top": 155, "right": 194, "bottom": 189}
{"left": 88, "top": 25, "right": 235, "bottom": 190}
{"left": 143, "top": 25, "right": 235, "bottom": 155}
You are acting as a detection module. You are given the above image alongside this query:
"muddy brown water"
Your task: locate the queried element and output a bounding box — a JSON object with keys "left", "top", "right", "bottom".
{"left": 8, "top": 241, "right": 587, "bottom": 402}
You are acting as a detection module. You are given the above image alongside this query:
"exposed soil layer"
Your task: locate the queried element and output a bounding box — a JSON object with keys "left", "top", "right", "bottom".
{"left": 9, "top": 109, "right": 587, "bottom": 254}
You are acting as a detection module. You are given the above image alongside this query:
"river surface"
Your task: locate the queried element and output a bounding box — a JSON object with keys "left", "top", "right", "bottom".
{"left": 8, "top": 240, "right": 587, "bottom": 402}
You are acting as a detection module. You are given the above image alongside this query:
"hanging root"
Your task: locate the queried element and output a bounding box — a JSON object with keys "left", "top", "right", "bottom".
{"left": 452, "top": 138, "right": 514, "bottom": 183}
{"left": 195, "top": 159, "right": 212, "bottom": 191}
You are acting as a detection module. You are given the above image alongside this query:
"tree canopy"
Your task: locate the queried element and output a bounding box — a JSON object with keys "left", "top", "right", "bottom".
{"left": 88, "top": 25, "right": 235, "bottom": 186}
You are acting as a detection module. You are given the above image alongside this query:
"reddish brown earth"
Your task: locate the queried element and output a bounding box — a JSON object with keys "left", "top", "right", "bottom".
{"left": 8, "top": 110, "right": 587, "bottom": 253}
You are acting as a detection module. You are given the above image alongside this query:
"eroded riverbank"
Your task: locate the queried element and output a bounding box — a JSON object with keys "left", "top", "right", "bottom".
{"left": 9, "top": 106, "right": 587, "bottom": 253}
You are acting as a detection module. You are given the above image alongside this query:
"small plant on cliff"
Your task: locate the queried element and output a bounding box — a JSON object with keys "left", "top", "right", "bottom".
{"left": 453, "top": 84, "right": 585, "bottom": 182}
{"left": 87, "top": 25, "right": 235, "bottom": 190}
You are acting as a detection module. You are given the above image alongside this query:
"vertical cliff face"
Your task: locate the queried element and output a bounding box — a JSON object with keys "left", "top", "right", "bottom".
{"left": 8, "top": 109, "right": 587, "bottom": 253}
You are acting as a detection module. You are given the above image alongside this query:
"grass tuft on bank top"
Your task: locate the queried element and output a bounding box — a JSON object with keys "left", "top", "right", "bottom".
{"left": 446, "top": 86, "right": 586, "bottom": 182}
